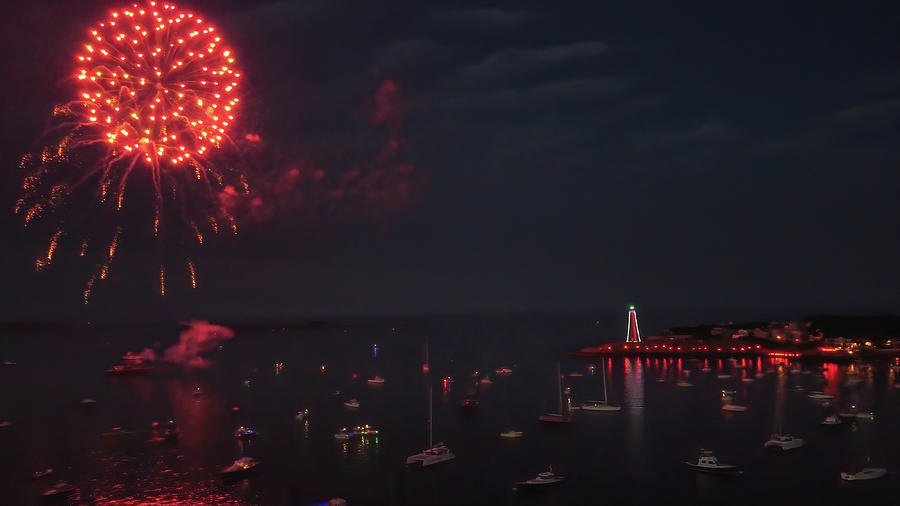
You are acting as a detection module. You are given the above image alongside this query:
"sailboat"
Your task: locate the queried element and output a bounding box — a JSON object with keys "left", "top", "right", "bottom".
{"left": 406, "top": 385, "right": 456, "bottom": 467}
{"left": 539, "top": 363, "right": 573, "bottom": 423}
{"left": 764, "top": 381, "right": 804, "bottom": 451}
{"left": 578, "top": 360, "right": 621, "bottom": 411}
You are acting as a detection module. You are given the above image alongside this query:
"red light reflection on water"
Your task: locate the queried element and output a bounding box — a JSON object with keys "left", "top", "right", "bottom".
{"left": 822, "top": 362, "right": 839, "bottom": 396}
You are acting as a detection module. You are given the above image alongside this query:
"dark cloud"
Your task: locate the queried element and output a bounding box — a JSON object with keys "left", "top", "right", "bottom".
{"left": 459, "top": 41, "right": 609, "bottom": 85}
{"left": 427, "top": 7, "right": 533, "bottom": 31}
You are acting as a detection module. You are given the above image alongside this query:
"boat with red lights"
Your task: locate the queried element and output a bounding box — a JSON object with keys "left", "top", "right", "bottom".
{"left": 105, "top": 363, "right": 154, "bottom": 375}
{"left": 41, "top": 481, "right": 76, "bottom": 498}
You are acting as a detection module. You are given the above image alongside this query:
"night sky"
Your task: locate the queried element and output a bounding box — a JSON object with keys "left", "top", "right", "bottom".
{"left": 1, "top": 1, "right": 898, "bottom": 322}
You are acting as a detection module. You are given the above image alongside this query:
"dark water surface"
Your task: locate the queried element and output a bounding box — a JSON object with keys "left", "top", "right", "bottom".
{"left": 1, "top": 314, "right": 898, "bottom": 505}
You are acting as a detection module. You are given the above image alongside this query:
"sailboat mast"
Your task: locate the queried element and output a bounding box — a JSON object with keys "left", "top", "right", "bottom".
{"left": 557, "top": 362, "right": 563, "bottom": 415}
{"left": 602, "top": 360, "right": 608, "bottom": 404}
{"left": 428, "top": 384, "right": 433, "bottom": 448}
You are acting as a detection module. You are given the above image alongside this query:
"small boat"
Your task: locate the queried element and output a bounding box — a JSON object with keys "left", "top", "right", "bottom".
{"left": 676, "top": 380, "right": 693, "bottom": 387}
{"left": 460, "top": 397, "right": 480, "bottom": 413}
{"left": 80, "top": 398, "right": 97, "bottom": 407}
{"left": 808, "top": 392, "right": 834, "bottom": 400}
{"left": 105, "top": 364, "right": 153, "bottom": 375}
{"left": 683, "top": 370, "right": 692, "bottom": 378}
{"left": 3, "top": 361, "right": 16, "bottom": 366}
{"left": 716, "top": 374, "right": 732, "bottom": 379}
{"left": 343, "top": 399, "right": 360, "bottom": 410}
{"left": 764, "top": 433, "right": 805, "bottom": 451}
{"left": 791, "top": 385, "right": 804, "bottom": 392}
{"left": 234, "top": 426, "right": 257, "bottom": 439}
{"left": 407, "top": 443, "right": 455, "bottom": 467}
{"left": 296, "top": 409, "right": 310, "bottom": 421}
{"left": 741, "top": 378, "right": 755, "bottom": 383}
{"left": 332, "top": 389, "right": 342, "bottom": 396}
{"left": 754, "top": 372, "right": 764, "bottom": 379}
{"left": 333, "top": 425, "right": 378, "bottom": 440}
{"left": 500, "top": 430, "right": 524, "bottom": 438}
{"left": 514, "top": 466, "right": 566, "bottom": 489}
{"left": 32, "top": 468, "right": 54, "bottom": 479}
{"left": 495, "top": 367, "right": 513, "bottom": 376}
{"left": 578, "top": 400, "right": 621, "bottom": 412}
{"left": 722, "top": 404, "right": 748, "bottom": 412}
{"left": 701, "top": 367, "right": 712, "bottom": 372}
{"left": 567, "top": 372, "right": 584, "bottom": 378}
{"left": 480, "top": 376, "right": 493, "bottom": 385}
{"left": 100, "top": 427, "right": 135, "bottom": 438}
{"left": 41, "top": 481, "right": 76, "bottom": 498}
{"left": 367, "top": 376, "right": 385, "bottom": 385}
{"left": 821, "top": 415, "right": 842, "bottom": 426}
{"left": 655, "top": 377, "right": 666, "bottom": 383}
{"left": 840, "top": 468, "right": 887, "bottom": 481}
{"left": 539, "top": 363, "right": 573, "bottom": 424}
{"left": 855, "top": 412, "right": 875, "bottom": 420}
{"left": 684, "top": 450, "right": 742, "bottom": 475}
{"left": 722, "top": 389, "right": 736, "bottom": 395}
{"left": 221, "top": 457, "right": 259, "bottom": 478}
{"left": 0, "top": 421, "right": 11, "bottom": 428}
{"left": 192, "top": 387, "right": 202, "bottom": 397}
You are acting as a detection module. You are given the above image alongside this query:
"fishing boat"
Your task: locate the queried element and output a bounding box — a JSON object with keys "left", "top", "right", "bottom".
{"left": 407, "top": 386, "right": 456, "bottom": 467}
{"left": 41, "top": 481, "right": 76, "bottom": 498}
{"left": 578, "top": 361, "right": 620, "bottom": 411}
{"left": 514, "top": 466, "right": 566, "bottom": 490}
{"left": 539, "top": 363, "right": 573, "bottom": 424}
{"left": 840, "top": 468, "right": 887, "bottom": 481}
{"left": 684, "top": 450, "right": 742, "bottom": 475}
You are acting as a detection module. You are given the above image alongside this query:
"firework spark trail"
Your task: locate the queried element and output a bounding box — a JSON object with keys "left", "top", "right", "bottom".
{"left": 17, "top": 1, "right": 247, "bottom": 301}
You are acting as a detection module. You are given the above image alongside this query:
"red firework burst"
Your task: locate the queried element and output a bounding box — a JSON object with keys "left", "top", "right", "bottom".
{"left": 16, "top": 1, "right": 248, "bottom": 302}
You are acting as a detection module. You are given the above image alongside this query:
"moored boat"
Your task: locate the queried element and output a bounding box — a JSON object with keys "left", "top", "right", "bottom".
{"left": 684, "top": 450, "right": 742, "bottom": 475}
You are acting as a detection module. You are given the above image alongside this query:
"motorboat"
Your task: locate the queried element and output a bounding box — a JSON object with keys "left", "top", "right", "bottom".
{"left": 808, "top": 392, "right": 834, "bottom": 400}
{"left": 495, "top": 367, "right": 513, "bottom": 376}
{"left": 684, "top": 450, "right": 742, "bottom": 475}
{"left": 538, "top": 363, "right": 573, "bottom": 424}
{"left": 701, "top": 367, "right": 712, "bottom": 372}
{"left": 221, "top": 457, "right": 259, "bottom": 478}
{"left": 821, "top": 415, "right": 842, "bottom": 426}
{"left": 500, "top": 430, "right": 524, "bottom": 438}
{"left": 840, "top": 468, "right": 887, "bottom": 481}
{"left": 100, "top": 427, "right": 135, "bottom": 438}
{"left": 234, "top": 426, "right": 257, "bottom": 439}
{"left": 407, "top": 386, "right": 455, "bottom": 467}
{"left": 791, "top": 385, "right": 804, "bottom": 392}
{"left": 514, "top": 466, "right": 566, "bottom": 489}
{"left": 460, "top": 397, "right": 480, "bottom": 413}
{"left": 722, "top": 404, "right": 748, "bottom": 412}
{"left": 855, "top": 412, "right": 875, "bottom": 420}
{"left": 105, "top": 363, "right": 153, "bottom": 375}
{"left": 716, "top": 374, "right": 732, "bottom": 379}
{"left": 41, "top": 481, "right": 76, "bottom": 498}
{"left": 741, "top": 378, "right": 755, "bottom": 383}
{"left": 764, "top": 433, "right": 805, "bottom": 451}
{"left": 80, "top": 398, "right": 97, "bottom": 407}
{"left": 343, "top": 399, "right": 360, "bottom": 410}
{"left": 567, "top": 372, "right": 584, "bottom": 378}
{"left": 754, "top": 372, "right": 764, "bottom": 379}
{"left": 676, "top": 380, "right": 693, "bottom": 387}
{"left": 333, "top": 425, "right": 378, "bottom": 440}
{"left": 192, "top": 387, "right": 202, "bottom": 397}
{"left": 655, "top": 377, "right": 666, "bottom": 383}
{"left": 0, "top": 421, "right": 10, "bottom": 428}
{"left": 480, "top": 376, "right": 493, "bottom": 385}
{"left": 367, "top": 376, "right": 385, "bottom": 385}
{"left": 32, "top": 468, "right": 54, "bottom": 479}
{"left": 722, "top": 389, "right": 736, "bottom": 396}
{"left": 296, "top": 409, "right": 310, "bottom": 421}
